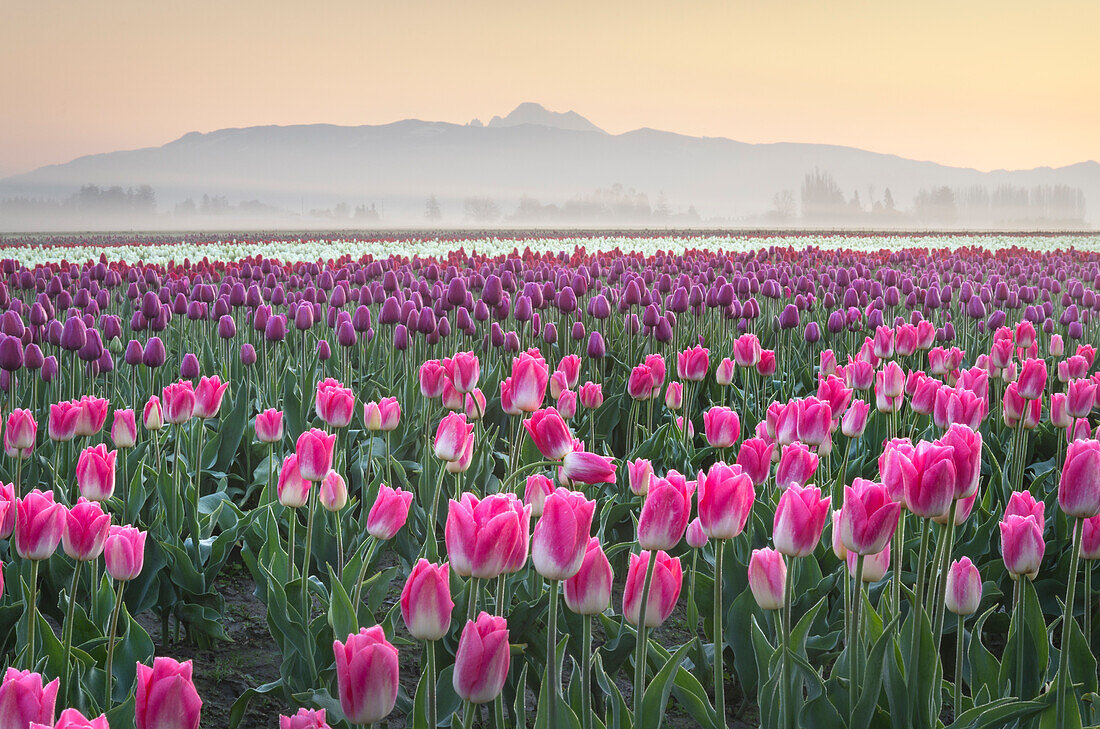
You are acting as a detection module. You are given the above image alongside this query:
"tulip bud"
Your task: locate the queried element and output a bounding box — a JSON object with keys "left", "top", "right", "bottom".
{"left": 104, "top": 524, "right": 147, "bottom": 581}
{"left": 532, "top": 488, "right": 595, "bottom": 580}
{"left": 945, "top": 556, "right": 982, "bottom": 615}
{"left": 63, "top": 497, "right": 111, "bottom": 562}
{"left": 453, "top": 613, "right": 510, "bottom": 704}
{"left": 15, "top": 489, "right": 66, "bottom": 560}
{"left": 564, "top": 537, "right": 613, "bottom": 614}
{"left": 748, "top": 548, "right": 786, "bottom": 610}
{"left": 773, "top": 484, "right": 830, "bottom": 557}
{"left": 333, "top": 627, "right": 399, "bottom": 725}
{"left": 400, "top": 559, "right": 454, "bottom": 641}
{"left": 110, "top": 409, "right": 138, "bottom": 449}
{"left": 366, "top": 484, "right": 413, "bottom": 539}
{"left": 135, "top": 657, "right": 202, "bottom": 729}
{"left": 1000, "top": 514, "right": 1045, "bottom": 579}
{"left": 76, "top": 444, "right": 117, "bottom": 501}
{"left": 0, "top": 668, "right": 59, "bottom": 729}
{"left": 623, "top": 550, "right": 682, "bottom": 627}
{"left": 319, "top": 471, "right": 349, "bottom": 512}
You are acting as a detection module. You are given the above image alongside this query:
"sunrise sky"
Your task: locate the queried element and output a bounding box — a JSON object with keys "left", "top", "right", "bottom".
{"left": 1, "top": 0, "right": 1097, "bottom": 178}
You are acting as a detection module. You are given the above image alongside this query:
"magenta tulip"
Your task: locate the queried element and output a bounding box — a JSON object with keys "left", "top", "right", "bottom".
{"left": 434, "top": 412, "right": 475, "bottom": 462}
{"left": 945, "top": 557, "right": 982, "bottom": 615}
{"left": 366, "top": 484, "right": 413, "bottom": 539}
{"left": 748, "top": 548, "right": 786, "bottom": 610}
{"left": 319, "top": 471, "right": 348, "bottom": 512}
{"left": 703, "top": 406, "right": 741, "bottom": 449}
{"left": 161, "top": 381, "right": 196, "bottom": 425}
{"left": 775, "top": 442, "right": 819, "bottom": 490}
{"left": 522, "top": 408, "right": 573, "bottom": 461}
{"left": 936, "top": 424, "right": 983, "bottom": 499}
{"left": 400, "top": 559, "right": 453, "bottom": 641}
{"left": 0, "top": 668, "right": 58, "bottom": 729}
{"left": 15, "top": 489, "right": 66, "bottom": 560}
{"left": 255, "top": 409, "right": 284, "bottom": 443}
{"left": 62, "top": 498, "right": 111, "bottom": 562}
{"left": 839, "top": 478, "right": 901, "bottom": 555}
{"left": 1000, "top": 514, "right": 1045, "bottom": 579}
{"left": 774, "top": 484, "right": 831, "bottom": 557}
{"left": 899, "top": 440, "right": 957, "bottom": 519}
{"left": 280, "top": 708, "right": 330, "bottom": 729}
{"left": 4, "top": 408, "right": 36, "bottom": 456}
{"left": 295, "top": 428, "right": 336, "bottom": 481}
{"left": 532, "top": 488, "right": 595, "bottom": 580}
{"left": 104, "top": 525, "right": 147, "bottom": 581}
{"left": 315, "top": 378, "right": 355, "bottom": 428}
{"left": 142, "top": 396, "right": 164, "bottom": 431}
{"left": 333, "top": 627, "right": 399, "bottom": 725}
{"left": 511, "top": 350, "right": 550, "bottom": 412}
{"left": 735, "top": 437, "right": 774, "bottom": 486}
{"left": 560, "top": 449, "right": 617, "bottom": 485}
{"left": 677, "top": 345, "right": 710, "bottom": 381}
{"left": 445, "top": 351, "right": 481, "bottom": 393}
{"left": 453, "top": 613, "right": 510, "bottom": 704}
{"left": 75, "top": 444, "right": 116, "bottom": 501}
{"left": 623, "top": 550, "right": 682, "bottom": 627}
{"left": 445, "top": 493, "right": 530, "bottom": 579}
{"left": 637, "top": 476, "right": 693, "bottom": 550}
{"left": 193, "top": 375, "right": 230, "bottom": 419}
{"left": 135, "top": 657, "right": 202, "bottom": 729}
{"left": 697, "top": 462, "right": 754, "bottom": 539}
{"left": 1059, "top": 439, "right": 1100, "bottom": 519}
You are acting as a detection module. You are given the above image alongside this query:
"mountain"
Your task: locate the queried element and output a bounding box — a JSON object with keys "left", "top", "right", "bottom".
{"left": 1, "top": 103, "right": 1097, "bottom": 229}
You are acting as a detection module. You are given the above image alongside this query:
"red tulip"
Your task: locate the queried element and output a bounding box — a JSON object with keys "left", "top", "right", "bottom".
{"left": 532, "top": 488, "right": 595, "bottom": 580}
{"left": 1059, "top": 439, "right": 1100, "bottom": 519}
{"left": 135, "top": 657, "right": 202, "bottom": 729}
{"left": 697, "top": 462, "right": 754, "bottom": 539}
{"left": 445, "top": 492, "right": 530, "bottom": 579}
{"left": 400, "top": 559, "right": 453, "bottom": 641}
{"left": 748, "top": 548, "right": 786, "bottom": 610}
{"left": 773, "top": 484, "right": 830, "bottom": 557}
{"left": 333, "top": 627, "right": 399, "bottom": 725}
{"left": 623, "top": 550, "right": 682, "bottom": 627}
{"left": 453, "top": 613, "right": 510, "bottom": 704}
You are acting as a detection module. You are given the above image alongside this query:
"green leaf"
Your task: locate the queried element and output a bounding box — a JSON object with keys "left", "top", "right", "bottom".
{"left": 638, "top": 641, "right": 695, "bottom": 729}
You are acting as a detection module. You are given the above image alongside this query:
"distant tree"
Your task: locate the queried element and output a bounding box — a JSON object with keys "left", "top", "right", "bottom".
{"left": 771, "top": 190, "right": 796, "bottom": 220}
{"left": 654, "top": 192, "right": 670, "bottom": 218}
{"left": 883, "top": 188, "right": 895, "bottom": 211}
{"left": 463, "top": 196, "right": 500, "bottom": 223}
{"left": 425, "top": 194, "right": 442, "bottom": 221}
{"left": 850, "top": 189, "right": 862, "bottom": 212}
{"left": 800, "top": 168, "right": 846, "bottom": 220}
{"left": 333, "top": 202, "right": 349, "bottom": 219}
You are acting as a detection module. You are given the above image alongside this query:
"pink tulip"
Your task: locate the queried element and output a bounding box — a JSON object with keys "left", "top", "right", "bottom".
{"left": 1081, "top": 514, "right": 1100, "bottom": 560}
{"left": 934, "top": 387, "right": 985, "bottom": 430}
{"left": 910, "top": 374, "right": 940, "bottom": 416}
{"left": 558, "top": 354, "right": 582, "bottom": 389}
{"left": 445, "top": 351, "right": 481, "bottom": 393}
{"left": 255, "top": 409, "right": 284, "bottom": 443}
{"left": 774, "top": 484, "right": 831, "bottom": 557}
{"left": 1051, "top": 394, "right": 1071, "bottom": 429}
{"left": 840, "top": 399, "right": 870, "bottom": 438}
{"left": 0, "top": 482, "right": 14, "bottom": 538}
{"left": 4, "top": 409, "right": 36, "bottom": 456}
{"left": 511, "top": 350, "right": 549, "bottom": 412}
{"left": 817, "top": 375, "right": 853, "bottom": 421}
{"left": 560, "top": 449, "right": 617, "bottom": 485}
{"left": 142, "top": 396, "right": 164, "bottom": 431}
{"left": 532, "top": 488, "right": 595, "bottom": 580}
{"left": 314, "top": 378, "right": 355, "bottom": 428}
{"left": 839, "top": 478, "right": 900, "bottom": 555}
{"left": 703, "top": 406, "right": 741, "bottom": 449}
{"left": 110, "top": 409, "right": 138, "bottom": 449}
{"left": 1067, "top": 379, "right": 1096, "bottom": 418}
{"left": 319, "top": 471, "right": 348, "bottom": 512}
{"left": 945, "top": 557, "right": 982, "bottom": 615}
{"left": 873, "top": 326, "right": 895, "bottom": 360}
{"left": 367, "top": 484, "right": 413, "bottom": 539}
{"left": 549, "top": 370, "right": 569, "bottom": 401}
{"left": 733, "top": 333, "right": 762, "bottom": 367}
{"left": 377, "top": 397, "right": 401, "bottom": 431}
{"left": 638, "top": 475, "right": 693, "bottom": 550}
{"left": 361, "top": 401, "right": 385, "bottom": 431}
{"left": 453, "top": 613, "right": 510, "bottom": 704}
{"left": 400, "top": 559, "right": 453, "bottom": 641}
{"left": 1016, "top": 358, "right": 1047, "bottom": 400}
{"left": 627, "top": 459, "right": 654, "bottom": 496}
{"left": 830, "top": 509, "right": 847, "bottom": 560}
{"left": 193, "top": 376, "right": 229, "bottom": 419}
{"left": 464, "top": 389, "right": 488, "bottom": 421}
{"left": 135, "top": 657, "right": 202, "bottom": 729}
{"left": 48, "top": 401, "right": 80, "bottom": 442}
{"left": 848, "top": 544, "right": 890, "bottom": 582}
{"left": 104, "top": 525, "right": 147, "bottom": 581}
{"left": 845, "top": 358, "right": 874, "bottom": 390}
{"left": 899, "top": 440, "right": 957, "bottom": 519}
{"left": 1069, "top": 418, "right": 1094, "bottom": 444}
{"left": 820, "top": 349, "right": 838, "bottom": 377}
{"left": 420, "top": 359, "right": 448, "bottom": 398}
{"left": 879, "top": 438, "right": 915, "bottom": 506}
{"left": 76, "top": 444, "right": 116, "bottom": 501}
{"left": 277, "top": 455, "right": 311, "bottom": 508}
{"left": 556, "top": 389, "right": 578, "bottom": 419}
{"left": 697, "top": 462, "right": 754, "bottom": 539}
{"left": 445, "top": 493, "right": 530, "bottom": 579}
{"left": 523, "top": 474, "right": 555, "bottom": 517}
{"left": 162, "top": 381, "right": 196, "bottom": 424}
{"left": 75, "top": 396, "right": 110, "bottom": 437}
{"left": 62, "top": 498, "right": 111, "bottom": 562}
{"left": 874, "top": 372, "right": 902, "bottom": 413}
{"left": 627, "top": 364, "right": 658, "bottom": 400}
{"left": 578, "top": 381, "right": 604, "bottom": 409}
{"left": 686, "top": 517, "right": 708, "bottom": 548}
{"left": 644, "top": 353, "right": 666, "bottom": 387}
{"left": 32, "top": 707, "right": 110, "bottom": 729}
{"left": 499, "top": 378, "right": 521, "bottom": 416}
{"left": 736, "top": 437, "right": 774, "bottom": 486}
{"left": 440, "top": 379, "right": 463, "bottom": 411}
{"left": 775, "top": 442, "right": 819, "bottom": 490}
{"left": 1059, "top": 439, "right": 1100, "bottom": 519}
{"left": 934, "top": 492, "right": 977, "bottom": 526}
{"left": 0, "top": 669, "right": 59, "bottom": 729}
{"left": 295, "top": 428, "right": 337, "bottom": 481}
{"left": 623, "top": 550, "right": 682, "bottom": 627}
{"left": 756, "top": 350, "right": 777, "bottom": 376}
{"left": 522, "top": 408, "right": 573, "bottom": 461}
{"left": 15, "top": 489, "right": 66, "bottom": 560}
{"left": 1006, "top": 490, "right": 1045, "bottom": 524}
{"left": 434, "top": 412, "right": 476, "bottom": 462}
{"left": 280, "top": 708, "right": 330, "bottom": 729}
{"left": 333, "top": 627, "right": 399, "bottom": 725}
{"left": 675, "top": 416, "right": 695, "bottom": 438}
{"left": 445, "top": 434, "right": 476, "bottom": 474}
{"left": 565, "top": 537, "right": 613, "bottom": 614}
{"left": 664, "top": 381, "right": 683, "bottom": 410}
{"left": 796, "top": 396, "right": 833, "bottom": 446}
{"left": 936, "top": 424, "right": 983, "bottom": 499}
{"left": 1000, "top": 514, "right": 1045, "bottom": 579}
{"left": 677, "top": 345, "right": 710, "bottom": 382}
{"left": 748, "top": 548, "right": 786, "bottom": 610}
{"left": 715, "top": 357, "right": 736, "bottom": 385}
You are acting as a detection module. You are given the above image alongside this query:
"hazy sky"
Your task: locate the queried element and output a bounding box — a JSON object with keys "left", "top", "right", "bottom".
{"left": 2, "top": 0, "right": 1097, "bottom": 177}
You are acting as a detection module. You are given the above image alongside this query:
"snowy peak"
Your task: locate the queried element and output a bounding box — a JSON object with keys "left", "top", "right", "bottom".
{"left": 486, "top": 102, "right": 605, "bottom": 134}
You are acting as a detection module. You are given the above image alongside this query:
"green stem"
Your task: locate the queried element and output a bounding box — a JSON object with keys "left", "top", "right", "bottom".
{"left": 426, "top": 640, "right": 438, "bottom": 729}
{"left": 351, "top": 538, "right": 380, "bottom": 613}
{"left": 931, "top": 500, "right": 959, "bottom": 644}
{"left": 287, "top": 508, "right": 297, "bottom": 583}
{"left": 1014, "top": 580, "right": 1023, "bottom": 697}
{"left": 892, "top": 513, "right": 905, "bottom": 617}
{"left": 1085, "top": 560, "right": 1093, "bottom": 649}
{"left": 190, "top": 420, "right": 205, "bottom": 563}
{"left": 548, "top": 579, "right": 561, "bottom": 729}
{"left": 582, "top": 614, "right": 593, "bottom": 729}
{"left": 908, "top": 518, "right": 930, "bottom": 678}
{"left": 782, "top": 557, "right": 794, "bottom": 729}
{"left": 634, "top": 553, "right": 658, "bottom": 722}
{"left": 460, "top": 701, "right": 476, "bottom": 729}
{"left": 60, "top": 561, "right": 82, "bottom": 702}
{"left": 955, "top": 613, "right": 965, "bottom": 720}
{"left": 426, "top": 466, "right": 448, "bottom": 561}
{"left": 104, "top": 581, "right": 126, "bottom": 706}
{"left": 26, "top": 560, "right": 39, "bottom": 668}
{"left": 1056, "top": 518, "right": 1083, "bottom": 726}
{"left": 301, "top": 490, "right": 318, "bottom": 618}
{"left": 714, "top": 540, "right": 727, "bottom": 726}
{"left": 849, "top": 554, "right": 865, "bottom": 726}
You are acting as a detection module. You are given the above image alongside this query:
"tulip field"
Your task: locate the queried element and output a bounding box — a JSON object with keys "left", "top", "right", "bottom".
{"left": 1, "top": 232, "right": 1100, "bottom": 729}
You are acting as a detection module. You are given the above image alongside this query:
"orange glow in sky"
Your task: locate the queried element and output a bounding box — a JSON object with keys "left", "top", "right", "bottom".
{"left": 1, "top": 0, "right": 1097, "bottom": 176}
